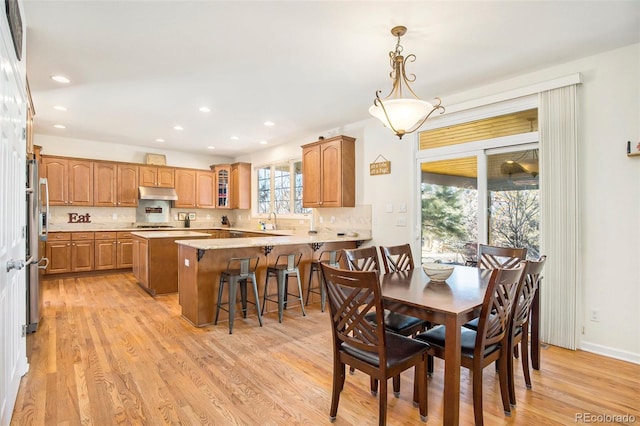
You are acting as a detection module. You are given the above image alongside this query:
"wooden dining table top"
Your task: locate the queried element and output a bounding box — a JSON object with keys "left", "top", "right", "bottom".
{"left": 379, "top": 265, "right": 493, "bottom": 320}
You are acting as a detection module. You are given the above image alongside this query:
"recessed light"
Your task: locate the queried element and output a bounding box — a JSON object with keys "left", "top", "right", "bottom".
{"left": 264, "top": 121, "right": 275, "bottom": 127}
{"left": 259, "top": 140, "right": 268, "bottom": 145}
{"left": 155, "top": 138, "right": 165, "bottom": 143}
{"left": 53, "top": 124, "right": 66, "bottom": 129}
{"left": 173, "top": 125, "right": 184, "bottom": 131}
{"left": 207, "top": 146, "right": 215, "bottom": 150}
{"left": 230, "top": 136, "right": 239, "bottom": 140}
{"left": 53, "top": 105, "right": 67, "bottom": 111}
{"left": 50, "top": 75, "right": 70, "bottom": 84}
{"left": 199, "top": 106, "right": 211, "bottom": 113}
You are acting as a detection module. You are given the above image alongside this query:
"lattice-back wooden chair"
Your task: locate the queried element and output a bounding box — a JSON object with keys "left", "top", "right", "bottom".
{"left": 320, "top": 264, "right": 429, "bottom": 425}
{"left": 379, "top": 243, "right": 414, "bottom": 273}
{"left": 508, "top": 255, "right": 547, "bottom": 406}
{"left": 343, "top": 246, "right": 380, "bottom": 272}
{"left": 416, "top": 263, "right": 526, "bottom": 426}
{"left": 343, "top": 246, "right": 428, "bottom": 394}
{"left": 477, "top": 244, "right": 527, "bottom": 270}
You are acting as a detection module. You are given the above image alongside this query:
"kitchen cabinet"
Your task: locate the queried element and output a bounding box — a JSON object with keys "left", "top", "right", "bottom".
{"left": 213, "top": 164, "right": 231, "bottom": 209}
{"left": 139, "top": 165, "right": 175, "bottom": 188}
{"left": 301, "top": 135, "right": 355, "bottom": 208}
{"left": 45, "top": 232, "right": 95, "bottom": 274}
{"left": 174, "top": 169, "right": 216, "bottom": 209}
{"left": 230, "top": 162, "right": 251, "bottom": 209}
{"left": 132, "top": 232, "right": 209, "bottom": 296}
{"left": 94, "top": 231, "right": 133, "bottom": 270}
{"left": 42, "top": 156, "right": 94, "bottom": 206}
{"left": 174, "top": 169, "right": 196, "bottom": 208}
{"left": 196, "top": 171, "right": 215, "bottom": 208}
{"left": 94, "top": 162, "right": 139, "bottom": 207}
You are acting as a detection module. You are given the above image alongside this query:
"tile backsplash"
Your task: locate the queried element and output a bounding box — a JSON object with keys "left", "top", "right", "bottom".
{"left": 48, "top": 205, "right": 372, "bottom": 235}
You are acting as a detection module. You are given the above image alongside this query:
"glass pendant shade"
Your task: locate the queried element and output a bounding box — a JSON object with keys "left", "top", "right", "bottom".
{"left": 368, "top": 98, "right": 434, "bottom": 134}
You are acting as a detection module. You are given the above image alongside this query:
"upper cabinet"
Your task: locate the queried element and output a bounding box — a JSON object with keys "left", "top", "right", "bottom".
{"left": 195, "top": 170, "right": 215, "bottom": 208}
{"left": 94, "top": 162, "right": 138, "bottom": 207}
{"left": 174, "top": 168, "right": 196, "bottom": 208}
{"left": 213, "top": 164, "right": 231, "bottom": 209}
{"left": 139, "top": 165, "right": 175, "bottom": 188}
{"left": 42, "top": 156, "right": 94, "bottom": 206}
{"left": 302, "top": 135, "right": 355, "bottom": 208}
{"left": 230, "top": 162, "right": 251, "bottom": 209}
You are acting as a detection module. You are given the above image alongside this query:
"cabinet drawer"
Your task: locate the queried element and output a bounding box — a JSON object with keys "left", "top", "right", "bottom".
{"left": 72, "top": 232, "right": 95, "bottom": 241}
{"left": 49, "top": 232, "right": 71, "bottom": 241}
{"left": 95, "top": 231, "right": 117, "bottom": 240}
{"left": 116, "top": 231, "right": 132, "bottom": 239}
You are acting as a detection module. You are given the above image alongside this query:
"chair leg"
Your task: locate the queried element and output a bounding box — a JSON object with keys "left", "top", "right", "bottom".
{"left": 427, "top": 355, "right": 434, "bottom": 377}
{"left": 305, "top": 264, "right": 316, "bottom": 306}
{"left": 239, "top": 279, "right": 248, "bottom": 318}
{"left": 521, "top": 325, "right": 532, "bottom": 389}
{"left": 392, "top": 375, "right": 400, "bottom": 397}
{"left": 472, "top": 366, "right": 484, "bottom": 426}
{"left": 295, "top": 271, "right": 306, "bottom": 317}
{"left": 379, "top": 377, "right": 388, "bottom": 426}
{"left": 370, "top": 377, "right": 378, "bottom": 396}
{"left": 251, "top": 273, "right": 263, "bottom": 327}
{"left": 277, "top": 270, "right": 285, "bottom": 323}
{"left": 319, "top": 275, "right": 326, "bottom": 312}
{"left": 498, "top": 349, "right": 512, "bottom": 416}
{"left": 329, "top": 359, "right": 344, "bottom": 421}
{"left": 508, "top": 341, "right": 517, "bottom": 407}
{"left": 228, "top": 277, "right": 238, "bottom": 334}
{"left": 214, "top": 276, "right": 225, "bottom": 325}
{"left": 261, "top": 271, "right": 269, "bottom": 316}
{"left": 416, "top": 357, "right": 428, "bottom": 421}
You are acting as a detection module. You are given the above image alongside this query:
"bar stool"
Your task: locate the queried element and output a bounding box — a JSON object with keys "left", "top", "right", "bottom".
{"left": 215, "top": 256, "right": 262, "bottom": 334}
{"left": 262, "top": 253, "right": 306, "bottom": 323}
{"left": 305, "top": 249, "right": 342, "bottom": 312}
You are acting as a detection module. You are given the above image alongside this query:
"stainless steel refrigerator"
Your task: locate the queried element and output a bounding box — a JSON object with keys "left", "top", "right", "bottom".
{"left": 25, "top": 158, "right": 49, "bottom": 333}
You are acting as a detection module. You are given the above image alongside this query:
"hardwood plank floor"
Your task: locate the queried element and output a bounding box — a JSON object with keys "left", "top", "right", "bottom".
{"left": 11, "top": 273, "right": 640, "bottom": 425}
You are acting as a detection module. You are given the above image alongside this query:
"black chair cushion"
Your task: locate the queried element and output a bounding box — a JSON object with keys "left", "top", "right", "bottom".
{"left": 462, "top": 313, "right": 497, "bottom": 331}
{"left": 341, "top": 332, "right": 430, "bottom": 368}
{"left": 364, "top": 311, "right": 427, "bottom": 334}
{"left": 415, "top": 325, "right": 499, "bottom": 359}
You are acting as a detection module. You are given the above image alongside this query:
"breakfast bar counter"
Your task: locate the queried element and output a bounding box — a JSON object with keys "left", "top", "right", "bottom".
{"left": 175, "top": 233, "right": 369, "bottom": 326}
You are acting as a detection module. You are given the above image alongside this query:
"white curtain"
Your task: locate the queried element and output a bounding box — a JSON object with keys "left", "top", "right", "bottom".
{"left": 539, "top": 85, "right": 579, "bottom": 349}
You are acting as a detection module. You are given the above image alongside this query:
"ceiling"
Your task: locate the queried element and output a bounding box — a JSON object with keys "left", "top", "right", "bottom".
{"left": 23, "top": 1, "right": 640, "bottom": 157}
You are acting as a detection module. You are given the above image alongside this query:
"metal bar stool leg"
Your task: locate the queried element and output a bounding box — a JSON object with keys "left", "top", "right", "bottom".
{"left": 228, "top": 276, "right": 238, "bottom": 334}
{"left": 277, "top": 270, "right": 286, "bottom": 323}
{"left": 294, "top": 269, "right": 306, "bottom": 317}
{"left": 215, "top": 274, "right": 225, "bottom": 325}
{"left": 250, "top": 272, "right": 263, "bottom": 327}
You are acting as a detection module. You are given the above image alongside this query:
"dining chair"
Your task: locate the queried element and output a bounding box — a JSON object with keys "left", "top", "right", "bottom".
{"left": 320, "top": 263, "right": 429, "bottom": 425}
{"left": 477, "top": 244, "right": 527, "bottom": 270}
{"left": 463, "top": 244, "right": 527, "bottom": 332}
{"left": 305, "top": 249, "right": 342, "bottom": 312}
{"left": 379, "top": 243, "right": 414, "bottom": 273}
{"left": 343, "top": 246, "right": 427, "bottom": 395}
{"left": 508, "top": 255, "right": 547, "bottom": 406}
{"left": 416, "top": 263, "right": 526, "bottom": 426}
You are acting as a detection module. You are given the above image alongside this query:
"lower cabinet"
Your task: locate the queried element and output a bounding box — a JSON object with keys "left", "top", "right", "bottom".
{"left": 95, "top": 231, "right": 133, "bottom": 270}
{"left": 45, "top": 232, "right": 95, "bottom": 274}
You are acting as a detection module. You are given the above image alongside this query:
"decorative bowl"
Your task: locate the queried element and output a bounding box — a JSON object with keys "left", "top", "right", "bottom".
{"left": 422, "top": 262, "right": 454, "bottom": 282}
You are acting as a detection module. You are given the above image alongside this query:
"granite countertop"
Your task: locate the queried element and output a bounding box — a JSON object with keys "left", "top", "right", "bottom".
{"left": 130, "top": 230, "right": 211, "bottom": 239}
{"left": 175, "top": 231, "right": 371, "bottom": 250}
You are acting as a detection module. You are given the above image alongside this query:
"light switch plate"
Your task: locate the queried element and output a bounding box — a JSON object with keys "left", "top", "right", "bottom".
{"left": 386, "top": 203, "right": 393, "bottom": 213}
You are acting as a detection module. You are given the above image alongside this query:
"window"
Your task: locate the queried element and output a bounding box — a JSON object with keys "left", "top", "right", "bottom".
{"left": 257, "top": 161, "right": 310, "bottom": 215}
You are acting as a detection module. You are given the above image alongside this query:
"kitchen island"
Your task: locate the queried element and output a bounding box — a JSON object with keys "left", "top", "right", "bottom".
{"left": 131, "top": 230, "right": 211, "bottom": 296}
{"left": 176, "top": 233, "right": 370, "bottom": 327}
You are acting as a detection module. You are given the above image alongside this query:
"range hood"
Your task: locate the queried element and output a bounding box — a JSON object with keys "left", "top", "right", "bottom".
{"left": 138, "top": 186, "right": 178, "bottom": 201}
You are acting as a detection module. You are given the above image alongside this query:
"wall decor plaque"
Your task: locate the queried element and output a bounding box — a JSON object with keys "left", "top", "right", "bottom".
{"left": 369, "top": 154, "right": 391, "bottom": 175}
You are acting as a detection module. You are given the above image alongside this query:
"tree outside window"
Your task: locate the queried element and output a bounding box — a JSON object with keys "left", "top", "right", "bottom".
{"left": 257, "top": 161, "right": 310, "bottom": 215}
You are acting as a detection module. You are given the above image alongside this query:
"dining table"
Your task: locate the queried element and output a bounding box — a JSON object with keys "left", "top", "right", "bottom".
{"left": 379, "top": 264, "right": 492, "bottom": 426}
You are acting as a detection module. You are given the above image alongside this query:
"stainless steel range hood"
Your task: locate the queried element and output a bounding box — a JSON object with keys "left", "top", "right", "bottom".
{"left": 138, "top": 186, "right": 178, "bottom": 201}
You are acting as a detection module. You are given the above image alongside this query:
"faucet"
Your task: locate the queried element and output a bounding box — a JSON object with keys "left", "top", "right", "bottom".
{"left": 267, "top": 211, "right": 278, "bottom": 230}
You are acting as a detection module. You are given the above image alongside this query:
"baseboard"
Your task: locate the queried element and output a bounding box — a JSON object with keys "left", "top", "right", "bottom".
{"left": 579, "top": 341, "right": 640, "bottom": 364}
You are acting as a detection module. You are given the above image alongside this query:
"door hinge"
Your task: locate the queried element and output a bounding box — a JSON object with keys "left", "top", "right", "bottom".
{"left": 22, "top": 325, "right": 27, "bottom": 337}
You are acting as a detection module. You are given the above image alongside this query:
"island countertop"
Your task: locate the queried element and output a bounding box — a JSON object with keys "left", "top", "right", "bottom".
{"left": 174, "top": 231, "right": 370, "bottom": 250}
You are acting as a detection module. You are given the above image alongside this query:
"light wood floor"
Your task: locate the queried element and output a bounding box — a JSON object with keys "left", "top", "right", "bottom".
{"left": 11, "top": 273, "right": 640, "bottom": 425}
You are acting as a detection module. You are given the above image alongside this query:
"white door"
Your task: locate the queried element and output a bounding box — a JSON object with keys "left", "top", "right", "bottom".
{"left": 0, "top": 15, "right": 28, "bottom": 426}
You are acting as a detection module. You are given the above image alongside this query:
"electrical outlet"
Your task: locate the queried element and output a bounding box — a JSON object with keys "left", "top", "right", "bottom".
{"left": 112, "top": 213, "right": 117, "bottom": 220}
{"left": 589, "top": 309, "right": 600, "bottom": 322}
{"left": 184, "top": 259, "right": 190, "bottom": 267}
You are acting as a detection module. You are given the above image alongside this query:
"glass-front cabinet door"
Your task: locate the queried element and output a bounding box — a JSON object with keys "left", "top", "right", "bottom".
{"left": 215, "top": 165, "right": 231, "bottom": 209}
